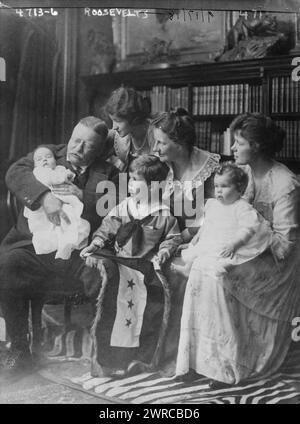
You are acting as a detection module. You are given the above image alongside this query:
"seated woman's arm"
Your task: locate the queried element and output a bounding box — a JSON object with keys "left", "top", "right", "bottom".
{"left": 271, "top": 188, "right": 300, "bottom": 261}
{"left": 158, "top": 216, "right": 183, "bottom": 258}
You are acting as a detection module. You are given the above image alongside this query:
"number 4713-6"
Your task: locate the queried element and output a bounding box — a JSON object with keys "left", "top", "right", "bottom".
{"left": 15, "top": 8, "right": 58, "bottom": 17}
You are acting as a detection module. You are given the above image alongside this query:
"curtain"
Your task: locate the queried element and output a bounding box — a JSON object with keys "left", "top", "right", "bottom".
{"left": 9, "top": 21, "right": 60, "bottom": 160}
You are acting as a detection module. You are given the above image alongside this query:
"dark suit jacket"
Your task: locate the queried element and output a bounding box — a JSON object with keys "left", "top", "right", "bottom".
{"left": 2, "top": 144, "right": 119, "bottom": 250}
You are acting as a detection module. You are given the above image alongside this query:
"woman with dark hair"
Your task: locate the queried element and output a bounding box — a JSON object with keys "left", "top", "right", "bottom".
{"left": 175, "top": 113, "right": 300, "bottom": 388}
{"left": 105, "top": 87, "right": 154, "bottom": 171}
{"left": 152, "top": 108, "right": 220, "bottom": 241}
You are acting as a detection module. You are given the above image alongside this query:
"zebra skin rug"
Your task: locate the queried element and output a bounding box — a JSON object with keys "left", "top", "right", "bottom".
{"left": 39, "top": 329, "right": 300, "bottom": 404}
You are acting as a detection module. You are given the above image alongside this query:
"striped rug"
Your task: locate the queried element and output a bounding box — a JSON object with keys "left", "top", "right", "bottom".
{"left": 40, "top": 317, "right": 300, "bottom": 404}
{"left": 57, "top": 344, "right": 300, "bottom": 404}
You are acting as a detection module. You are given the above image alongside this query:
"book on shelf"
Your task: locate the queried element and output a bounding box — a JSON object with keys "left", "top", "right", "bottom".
{"left": 271, "top": 76, "right": 300, "bottom": 113}
{"left": 141, "top": 86, "right": 189, "bottom": 114}
{"left": 220, "top": 128, "right": 232, "bottom": 156}
{"left": 139, "top": 80, "right": 300, "bottom": 163}
{"left": 194, "top": 121, "right": 212, "bottom": 151}
{"left": 142, "top": 83, "right": 262, "bottom": 117}
{"left": 191, "top": 83, "right": 262, "bottom": 116}
{"left": 194, "top": 122, "right": 233, "bottom": 157}
{"left": 275, "top": 120, "right": 300, "bottom": 160}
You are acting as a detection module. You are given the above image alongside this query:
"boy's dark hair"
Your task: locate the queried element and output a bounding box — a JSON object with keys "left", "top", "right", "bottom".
{"left": 79, "top": 116, "right": 108, "bottom": 140}
{"left": 129, "top": 154, "right": 169, "bottom": 185}
{"left": 215, "top": 162, "right": 248, "bottom": 195}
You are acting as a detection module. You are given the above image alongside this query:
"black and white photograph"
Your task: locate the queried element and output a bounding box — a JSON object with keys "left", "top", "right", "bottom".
{"left": 0, "top": 0, "right": 300, "bottom": 406}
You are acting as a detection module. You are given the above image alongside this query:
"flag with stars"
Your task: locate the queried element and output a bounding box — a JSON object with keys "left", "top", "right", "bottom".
{"left": 91, "top": 250, "right": 165, "bottom": 370}
{"left": 110, "top": 263, "right": 147, "bottom": 348}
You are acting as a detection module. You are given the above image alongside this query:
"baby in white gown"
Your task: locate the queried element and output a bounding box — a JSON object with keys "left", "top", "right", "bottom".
{"left": 173, "top": 162, "right": 272, "bottom": 276}
{"left": 24, "top": 146, "right": 90, "bottom": 260}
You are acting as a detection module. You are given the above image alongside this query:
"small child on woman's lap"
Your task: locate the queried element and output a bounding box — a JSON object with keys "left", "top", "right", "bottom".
{"left": 81, "top": 154, "right": 182, "bottom": 266}
{"left": 172, "top": 162, "right": 272, "bottom": 276}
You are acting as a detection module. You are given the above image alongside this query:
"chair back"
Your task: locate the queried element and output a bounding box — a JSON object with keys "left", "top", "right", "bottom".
{"left": 6, "top": 190, "right": 20, "bottom": 225}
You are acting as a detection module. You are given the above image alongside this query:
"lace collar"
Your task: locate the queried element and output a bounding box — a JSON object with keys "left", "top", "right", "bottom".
{"left": 164, "top": 147, "right": 220, "bottom": 199}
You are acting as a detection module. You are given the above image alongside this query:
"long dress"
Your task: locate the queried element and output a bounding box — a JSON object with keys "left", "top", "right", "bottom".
{"left": 161, "top": 148, "right": 220, "bottom": 364}
{"left": 175, "top": 161, "right": 300, "bottom": 384}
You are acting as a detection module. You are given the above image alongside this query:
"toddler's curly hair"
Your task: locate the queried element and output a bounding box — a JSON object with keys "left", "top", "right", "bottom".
{"left": 215, "top": 162, "right": 248, "bottom": 195}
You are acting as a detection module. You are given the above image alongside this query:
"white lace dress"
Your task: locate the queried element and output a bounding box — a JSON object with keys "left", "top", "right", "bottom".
{"left": 176, "top": 161, "right": 300, "bottom": 384}
{"left": 182, "top": 198, "right": 272, "bottom": 269}
{"left": 24, "top": 166, "right": 90, "bottom": 260}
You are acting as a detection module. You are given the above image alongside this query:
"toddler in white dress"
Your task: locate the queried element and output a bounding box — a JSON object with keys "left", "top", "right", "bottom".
{"left": 24, "top": 146, "right": 90, "bottom": 259}
{"left": 173, "top": 162, "right": 272, "bottom": 276}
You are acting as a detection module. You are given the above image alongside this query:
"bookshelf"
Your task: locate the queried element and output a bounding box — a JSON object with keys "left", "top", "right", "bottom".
{"left": 82, "top": 54, "right": 300, "bottom": 172}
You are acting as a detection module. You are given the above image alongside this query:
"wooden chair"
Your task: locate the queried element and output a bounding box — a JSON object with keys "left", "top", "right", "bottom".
{"left": 6, "top": 190, "right": 87, "bottom": 351}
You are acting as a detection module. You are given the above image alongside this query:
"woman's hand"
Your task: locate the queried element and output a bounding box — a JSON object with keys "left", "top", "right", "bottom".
{"left": 219, "top": 244, "right": 235, "bottom": 258}
{"left": 176, "top": 243, "right": 189, "bottom": 256}
{"left": 52, "top": 183, "right": 83, "bottom": 200}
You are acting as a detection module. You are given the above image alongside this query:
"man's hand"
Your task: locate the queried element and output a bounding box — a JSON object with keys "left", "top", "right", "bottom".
{"left": 41, "top": 192, "right": 70, "bottom": 226}
{"left": 51, "top": 183, "right": 83, "bottom": 200}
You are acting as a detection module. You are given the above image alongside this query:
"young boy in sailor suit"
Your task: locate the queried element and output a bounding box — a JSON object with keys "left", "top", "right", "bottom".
{"left": 81, "top": 154, "right": 182, "bottom": 265}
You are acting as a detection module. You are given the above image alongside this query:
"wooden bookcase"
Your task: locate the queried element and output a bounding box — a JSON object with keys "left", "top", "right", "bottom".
{"left": 81, "top": 54, "right": 300, "bottom": 173}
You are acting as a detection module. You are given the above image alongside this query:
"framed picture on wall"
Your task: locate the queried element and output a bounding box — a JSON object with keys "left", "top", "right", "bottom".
{"left": 112, "top": 9, "right": 300, "bottom": 69}
{"left": 112, "top": 9, "right": 229, "bottom": 69}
